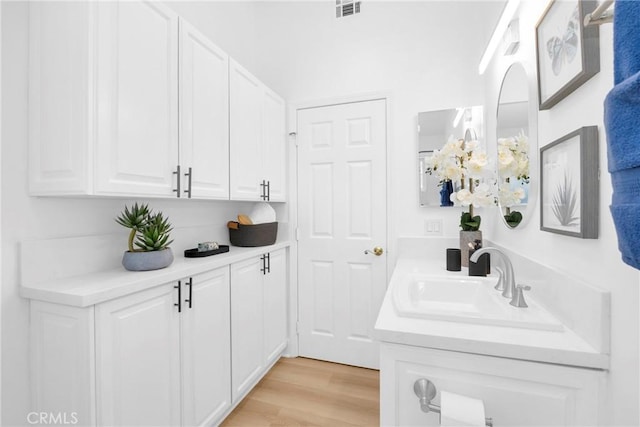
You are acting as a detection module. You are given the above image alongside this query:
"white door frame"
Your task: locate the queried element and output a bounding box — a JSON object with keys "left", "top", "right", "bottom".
{"left": 284, "top": 92, "right": 394, "bottom": 359}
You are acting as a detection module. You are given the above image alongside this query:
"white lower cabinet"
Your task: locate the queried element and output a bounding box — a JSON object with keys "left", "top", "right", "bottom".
{"left": 30, "top": 267, "right": 233, "bottom": 427}
{"left": 30, "top": 301, "right": 96, "bottom": 427}
{"left": 231, "top": 248, "right": 288, "bottom": 402}
{"left": 181, "top": 270, "right": 232, "bottom": 426}
{"left": 96, "top": 268, "right": 231, "bottom": 427}
{"left": 29, "top": 250, "right": 290, "bottom": 426}
{"left": 380, "top": 343, "right": 606, "bottom": 427}
{"left": 263, "top": 249, "right": 288, "bottom": 365}
{"left": 96, "top": 282, "right": 182, "bottom": 426}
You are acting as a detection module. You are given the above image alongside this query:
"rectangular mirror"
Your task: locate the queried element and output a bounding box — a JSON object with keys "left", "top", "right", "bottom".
{"left": 418, "top": 106, "right": 484, "bottom": 207}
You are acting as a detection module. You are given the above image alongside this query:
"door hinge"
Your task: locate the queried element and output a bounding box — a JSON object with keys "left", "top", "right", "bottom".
{"left": 295, "top": 227, "right": 300, "bottom": 241}
{"left": 289, "top": 132, "right": 297, "bottom": 147}
{"left": 295, "top": 321, "right": 300, "bottom": 334}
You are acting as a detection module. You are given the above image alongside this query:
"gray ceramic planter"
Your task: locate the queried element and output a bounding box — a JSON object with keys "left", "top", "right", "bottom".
{"left": 122, "top": 248, "right": 174, "bottom": 271}
{"left": 460, "top": 230, "right": 482, "bottom": 268}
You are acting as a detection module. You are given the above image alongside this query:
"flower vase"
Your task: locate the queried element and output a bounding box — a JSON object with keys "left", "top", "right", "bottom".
{"left": 460, "top": 230, "right": 482, "bottom": 267}
{"left": 439, "top": 180, "right": 454, "bottom": 207}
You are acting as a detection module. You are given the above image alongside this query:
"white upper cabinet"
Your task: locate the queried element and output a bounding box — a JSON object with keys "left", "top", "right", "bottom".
{"left": 94, "top": 1, "right": 180, "bottom": 197}
{"left": 29, "top": 1, "right": 285, "bottom": 201}
{"left": 29, "top": 1, "right": 92, "bottom": 195}
{"left": 230, "top": 59, "right": 287, "bottom": 202}
{"left": 229, "top": 59, "right": 263, "bottom": 201}
{"left": 262, "top": 88, "right": 287, "bottom": 202}
{"left": 179, "top": 19, "right": 230, "bottom": 200}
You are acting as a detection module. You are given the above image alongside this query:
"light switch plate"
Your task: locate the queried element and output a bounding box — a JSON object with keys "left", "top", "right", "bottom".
{"left": 424, "top": 219, "right": 443, "bottom": 236}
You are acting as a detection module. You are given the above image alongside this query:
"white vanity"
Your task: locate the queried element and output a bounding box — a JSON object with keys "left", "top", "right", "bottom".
{"left": 375, "top": 238, "right": 610, "bottom": 427}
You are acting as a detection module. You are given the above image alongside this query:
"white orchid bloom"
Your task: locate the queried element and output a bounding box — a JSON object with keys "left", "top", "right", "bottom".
{"left": 450, "top": 189, "right": 472, "bottom": 207}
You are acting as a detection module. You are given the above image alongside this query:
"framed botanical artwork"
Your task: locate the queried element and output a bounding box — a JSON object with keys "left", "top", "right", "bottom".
{"left": 540, "top": 126, "right": 599, "bottom": 238}
{"left": 535, "top": 0, "right": 600, "bottom": 110}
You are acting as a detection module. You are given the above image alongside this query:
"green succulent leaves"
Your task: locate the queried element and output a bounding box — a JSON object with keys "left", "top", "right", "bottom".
{"left": 115, "top": 203, "right": 150, "bottom": 230}
{"left": 135, "top": 212, "right": 174, "bottom": 252}
{"left": 116, "top": 203, "right": 173, "bottom": 252}
{"left": 504, "top": 210, "right": 523, "bottom": 227}
{"left": 459, "top": 211, "right": 481, "bottom": 231}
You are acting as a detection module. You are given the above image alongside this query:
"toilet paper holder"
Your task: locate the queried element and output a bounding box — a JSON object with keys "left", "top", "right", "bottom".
{"left": 413, "top": 378, "right": 493, "bottom": 427}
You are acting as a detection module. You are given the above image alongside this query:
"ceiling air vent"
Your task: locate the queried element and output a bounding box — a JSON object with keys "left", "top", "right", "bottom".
{"left": 336, "top": 0, "right": 361, "bottom": 18}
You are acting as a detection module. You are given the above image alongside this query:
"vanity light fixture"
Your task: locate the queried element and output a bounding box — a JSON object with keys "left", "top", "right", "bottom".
{"left": 478, "top": 0, "right": 521, "bottom": 75}
{"left": 452, "top": 108, "right": 465, "bottom": 128}
{"left": 503, "top": 19, "right": 520, "bottom": 55}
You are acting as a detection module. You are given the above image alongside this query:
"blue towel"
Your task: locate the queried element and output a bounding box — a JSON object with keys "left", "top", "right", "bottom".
{"left": 604, "top": 0, "right": 640, "bottom": 269}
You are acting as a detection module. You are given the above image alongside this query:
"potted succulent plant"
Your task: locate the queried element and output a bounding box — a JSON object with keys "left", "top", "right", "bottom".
{"left": 116, "top": 203, "right": 174, "bottom": 271}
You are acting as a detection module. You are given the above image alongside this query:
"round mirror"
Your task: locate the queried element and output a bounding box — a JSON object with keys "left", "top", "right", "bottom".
{"left": 496, "top": 63, "right": 532, "bottom": 228}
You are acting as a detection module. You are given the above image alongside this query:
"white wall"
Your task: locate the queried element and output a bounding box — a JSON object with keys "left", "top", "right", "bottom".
{"left": 248, "top": 0, "right": 504, "bottom": 263}
{"left": 1, "top": 2, "right": 260, "bottom": 425}
{"left": 483, "top": 1, "right": 639, "bottom": 425}
{"left": 165, "top": 1, "right": 258, "bottom": 71}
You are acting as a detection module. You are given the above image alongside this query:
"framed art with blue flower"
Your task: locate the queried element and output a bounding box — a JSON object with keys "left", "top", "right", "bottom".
{"left": 535, "top": 0, "right": 600, "bottom": 110}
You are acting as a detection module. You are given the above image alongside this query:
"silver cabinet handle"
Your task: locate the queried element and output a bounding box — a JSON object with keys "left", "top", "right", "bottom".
{"left": 184, "top": 167, "right": 192, "bottom": 198}
{"left": 173, "top": 165, "right": 181, "bottom": 198}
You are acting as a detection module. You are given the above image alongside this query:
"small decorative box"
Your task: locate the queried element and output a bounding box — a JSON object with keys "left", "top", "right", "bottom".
{"left": 198, "top": 241, "right": 219, "bottom": 252}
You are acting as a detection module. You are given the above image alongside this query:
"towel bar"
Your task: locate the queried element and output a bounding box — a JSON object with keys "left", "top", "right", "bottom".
{"left": 413, "top": 378, "right": 493, "bottom": 427}
{"left": 584, "top": 0, "right": 614, "bottom": 27}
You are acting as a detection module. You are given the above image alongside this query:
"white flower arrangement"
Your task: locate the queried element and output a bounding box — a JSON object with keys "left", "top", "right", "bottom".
{"left": 498, "top": 186, "right": 526, "bottom": 208}
{"left": 425, "top": 137, "right": 496, "bottom": 231}
{"left": 497, "top": 131, "right": 530, "bottom": 183}
{"left": 425, "top": 137, "right": 494, "bottom": 183}
{"left": 497, "top": 131, "right": 530, "bottom": 211}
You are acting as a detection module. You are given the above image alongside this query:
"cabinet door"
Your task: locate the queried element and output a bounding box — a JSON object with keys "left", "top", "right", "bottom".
{"left": 380, "top": 344, "right": 605, "bottom": 427}
{"left": 30, "top": 301, "right": 96, "bottom": 426}
{"left": 229, "top": 59, "right": 263, "bottom": 201}
{"left": 96, "top": 283, "right": 181, "bottom": 426}
{"left": 179, "top": 19, "right": 230, "bottom": 200}
{"left": 262, "top": 88, "right": 287, "bottom": 202}
{"left": 95, "top": 1, "right": 179, "bottom": 197}
{"left": 263, "top": 249, "right": 288, "bottom": 365}
{"left": 29, "top": 1, "right": 92, "bottom": 195}
{"left": 230, "top": 256, "right": 264, "bottom": 401}
{"left": 182, "top": 268, "right": 232, "bottom": 427}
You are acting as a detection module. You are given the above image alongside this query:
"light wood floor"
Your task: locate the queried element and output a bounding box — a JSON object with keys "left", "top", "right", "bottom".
{"left": 221, "top": 357, "right": 380, "bottom": 427}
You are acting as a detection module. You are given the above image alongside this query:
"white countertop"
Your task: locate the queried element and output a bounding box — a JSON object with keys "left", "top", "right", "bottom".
{"left": 20, "top": 241, "right": 290, "bottom": 308}
{"left": 374, "top": 258, "right": 610, "bottom": 370}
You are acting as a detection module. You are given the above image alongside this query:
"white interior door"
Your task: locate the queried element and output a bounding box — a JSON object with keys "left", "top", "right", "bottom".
{"left": 297, "top": 99, "right": 387, "bottom": 369}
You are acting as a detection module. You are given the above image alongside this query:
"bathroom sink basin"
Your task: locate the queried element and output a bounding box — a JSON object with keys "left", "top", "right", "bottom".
{"left": 393, "top": 274, "right": 564, "bottom": 332}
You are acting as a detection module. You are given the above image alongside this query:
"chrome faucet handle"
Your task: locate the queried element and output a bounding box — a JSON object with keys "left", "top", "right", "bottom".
{"left": 494, "top": 266, "right": 505, "bottom": 292}
{"left": 510, "top": 284, "right": 531, "bottom": 308}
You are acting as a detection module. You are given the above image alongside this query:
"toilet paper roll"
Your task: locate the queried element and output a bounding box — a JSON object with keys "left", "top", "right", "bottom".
{"left": 440, "top": 391, "right": 486, "bottom": 427}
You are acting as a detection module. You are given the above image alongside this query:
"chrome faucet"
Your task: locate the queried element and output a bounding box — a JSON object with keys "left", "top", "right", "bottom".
{"left": 470, "top": 247, "right": 530, "bottom": 308}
